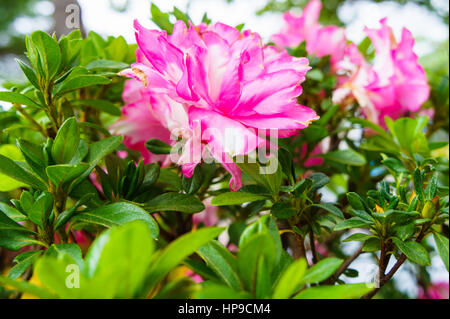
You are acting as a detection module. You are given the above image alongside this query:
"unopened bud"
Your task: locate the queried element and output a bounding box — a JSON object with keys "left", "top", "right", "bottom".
{"left": 421, "top": 200, "right": 435, "bottom": 219}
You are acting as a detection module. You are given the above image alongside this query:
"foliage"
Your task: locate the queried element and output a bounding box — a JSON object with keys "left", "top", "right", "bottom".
{"left": 0, "top": 2, "right": 448, "bottom": 300}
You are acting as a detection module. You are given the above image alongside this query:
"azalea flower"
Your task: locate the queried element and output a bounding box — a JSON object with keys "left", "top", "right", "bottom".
{"left": 418, "top": 281, "right": 449, "bottom": 299}
{"left": 116, "top": 20, "right": 318, "bottom": 190}
{"left": 333, "top": 18, "right": 430, "bottom": 126}
{"left": 271, "top": 0, "right": 346, "bottom": 68}
{"left": 110, "top": 75, "right": 172, "bottom": 164}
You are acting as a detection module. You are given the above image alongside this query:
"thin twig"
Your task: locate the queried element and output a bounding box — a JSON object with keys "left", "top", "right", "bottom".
{"left": 309, "top": 230, "right": 318, "bottom": 264}
{"left": 325, "top": 245, "right": 363, "bottom": 284}
{"left": 12, "top": 103, "right": 47, "bottom": 137}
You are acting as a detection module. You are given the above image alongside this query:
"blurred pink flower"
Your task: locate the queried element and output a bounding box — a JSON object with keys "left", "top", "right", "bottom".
{"left": 271, "top": 0, "right": 346, "bottom": 68}
{"left": 300, "top": 143, "right": 324, "bottom": 167}
{"left": 193, "top": 198, "right": 219, "bottom": 227}
{"left": 333, "top": 18, "right": 429, "bottom": 126}
{"left": 418, "top": 282, "right": 449, "bottom": 299}
{"left": 118, "top": 20, "right": 317, "bottom": 190}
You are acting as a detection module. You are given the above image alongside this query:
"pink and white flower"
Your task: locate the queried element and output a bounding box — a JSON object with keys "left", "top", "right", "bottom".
{"left": 333, "top": 18, "right": 430, "bottom": 126}
{"left": 115, "top": 20, "right": 318, "bottom": 190}
{"left": 271, "top": 0, "right": 346, "bottom": 68}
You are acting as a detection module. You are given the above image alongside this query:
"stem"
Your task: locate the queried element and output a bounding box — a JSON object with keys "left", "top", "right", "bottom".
{"left": 295, "top": 232, "right": 307, "bottom": 261}
{"left": 325, "top": 245, "right": 363, "bottom": 284}
{"left": 309, "top": 230, "right": 318, "bottom": 264}
{"left": 362, "top": 228, "right": 428, "bottom": 299}
{"left": 12, "top": 103, "right": 47, "bottom": 137}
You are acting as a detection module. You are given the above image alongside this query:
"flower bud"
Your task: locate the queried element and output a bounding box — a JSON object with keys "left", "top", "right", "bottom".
{"left": 421, "top": 200, "right": 435, "bottom": 219}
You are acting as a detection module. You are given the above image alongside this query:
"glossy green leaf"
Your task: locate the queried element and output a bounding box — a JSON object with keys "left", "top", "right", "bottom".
{"left": 300, "top": 258, "right": 343, "bottom": 284}
{"left": 321, "top": 149, "right": 366, "bottom": 166}
{"left": 433, "top": 233, "right": 449, "bottom": 271}
{"left": 272, "top": 258, "right": 307, "bottom": 299}
{"left": 145, "top": 192, "right": 205, "bottom": 213}
{"left": 71, "top": 202, "right": 159, "bottom": 239}
{"left": 212, "top": 192, "right": 268, "bottom": 206}
{"left": 197, "top": 240, "right": 242, "bottom": 291}
{"left": 0, "top": 91, "right": 42, "bottom": 108}
{"left": 52, "top": 117, "right": 80, "bottom": 164}
{"left": 294, "top": 283, "right": 372, "bottom": 299}
{"left": 392, "top": 238, "right": 430, "bottom": 266}
{"left": 143, "top": 227, "right": 225, "bottom": 293}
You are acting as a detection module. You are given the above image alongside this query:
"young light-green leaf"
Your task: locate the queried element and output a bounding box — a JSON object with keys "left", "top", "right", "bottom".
{"left": 211, "top": 192, "right": 268, "bottom": 206}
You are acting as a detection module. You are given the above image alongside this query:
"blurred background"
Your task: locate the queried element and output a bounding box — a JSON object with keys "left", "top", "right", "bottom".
{"left": 0, "top": 0, "right": 448, "bottom": 298}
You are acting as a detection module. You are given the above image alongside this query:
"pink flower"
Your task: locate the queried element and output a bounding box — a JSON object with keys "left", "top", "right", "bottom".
{"left": 418, "top": 281, "right": 449, "bottom": 299}
{"left": 300, "top": 143, "right": 324, "bottom": 167}
{"left": 111, "top": 65, "right": 171, "bottom": 164}
{"left": 193, "top": 198, "right": 219, "bottom": 227}
{"left": 333, "top": 18, "right": 429, "bottom": 126}
{"left": 271, "top": 0, "right": 346, "bottom": 68}
{"left": 118, "top": 20, "right": 318, "bottom": 190}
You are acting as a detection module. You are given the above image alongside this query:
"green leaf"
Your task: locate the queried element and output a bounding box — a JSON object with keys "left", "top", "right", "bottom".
{"left": 294, "top": 283, "right": 372, "bottom": 299}
{"left": 145, "top": 138, "right": 172, "bottom": 155}
{"left": 343, "top": 233, "right": 375, "bottom": 242}
{"left": 30, "top": 30, "right": 62, "bottom": 80}
{"left": 237, "top": 233, "right": 276, "bottom": 294}
{"left": 71, "top": 99, "right": 121, "bottom": 116}
{"left": 413, "top": 168, "right": 425, "bottom": 202}
{"left": 211, "top": 192, "right": 268, "bottom": 206}
{"left": 150, "top": 3, "right": 173, "bottom": 33}
{"left": 82, "top": 221, "right": 155, "bottom": 298}
{"left": 71, "top": 202, "right": 159, "bottom": 239}
{"left": 143, "top": 227, "right": 225, "bottom": 293}
{"left": 0, "top": 211, "right": 43, "bottom": 250}
{"left": 46, "top": 164, "right": 90, "bottom": 189}
{"left": 312, "top": 203, "right": 344, "bottom": 218}
{"left": 278, "top": 147, "right": 295, "bottom": 184}
{"left": 321, "top": 149, "right": 367, "bottom": 166}
{"left": 182, "top": 165, "right": 203, "bottom": 194}
{"left": 362, "top": 237, "right": 380, "bottom": 252}
{"left": 17, "top": 139, "right": 47, "bottom": 180}
{"left": 52, "top": 117, "right": 80, "bottom": 164}
{"left": 334, "top": 217, "right": 372, "bottom": 231}
{"left": 425, "top": 173, "right": 438, "bottom": 200}
{"left": 0, "top": 275, "right": 56, "bottom": 299}
{"left": 0, "top": 154, "right": 46, "bottom": 190}
{"left": 271, "top": 202, "right": 297, "bottom": 219}
{"left": 87, "top": 136, "right": 123, "bottom": 164}
{"left": 28, "top": 192, "right": 53, "bottom": 227}
{"left": 197, "top": 240, "right": 242, "bottom": 291}
{"left": 300, "top": 258, "right": 343, "bottom": 284}
{"left": 15, "top": 59, "right": 40, "bottom": 89}
{"left": 172, "top": 7, "right": 191, "bottom": 26}
{"left": 145, "top": 192, "right": 205, "bottom": 213}
{"left": 235, "top": 155, "right": 281, "bottom": 197}
{"left": 347, "top": 192, "right": 371, "bottom": 213}
{"left": 433, "top": 233, "right": 449, "bottom": 271}
{"left": 392, "top": 238, "right": 430, "bottom": 266}
{"left": 8, "top": 250, "right": 42, "bottom": 279}
{"left": 309, "top": 172, "right": 330, "bottom": 191}
{"left": 85, "top": 59, "right": 129, "bottom": 70}
{"left": 0, "top": 202, "right": 27, "bottom": 222}
{"left": 0, "top": 144, "right": 28, "bottom": 191}
{"left": 349, "top": 118, "right": 391, "bottom": 140}
{"left": 272, "top": 258, "right": 307, "bottom": 299}
{"left": 54, "top": 75, "right": 111, "bottom": 96}
{"left": 0, "top": 91, "right": 42, "bottom": 108}
{"left": 195, "top": 283, "right": 252, "bottom": 299}
{"left": 45, "top": 243, "right": 83, "bottom": 268}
